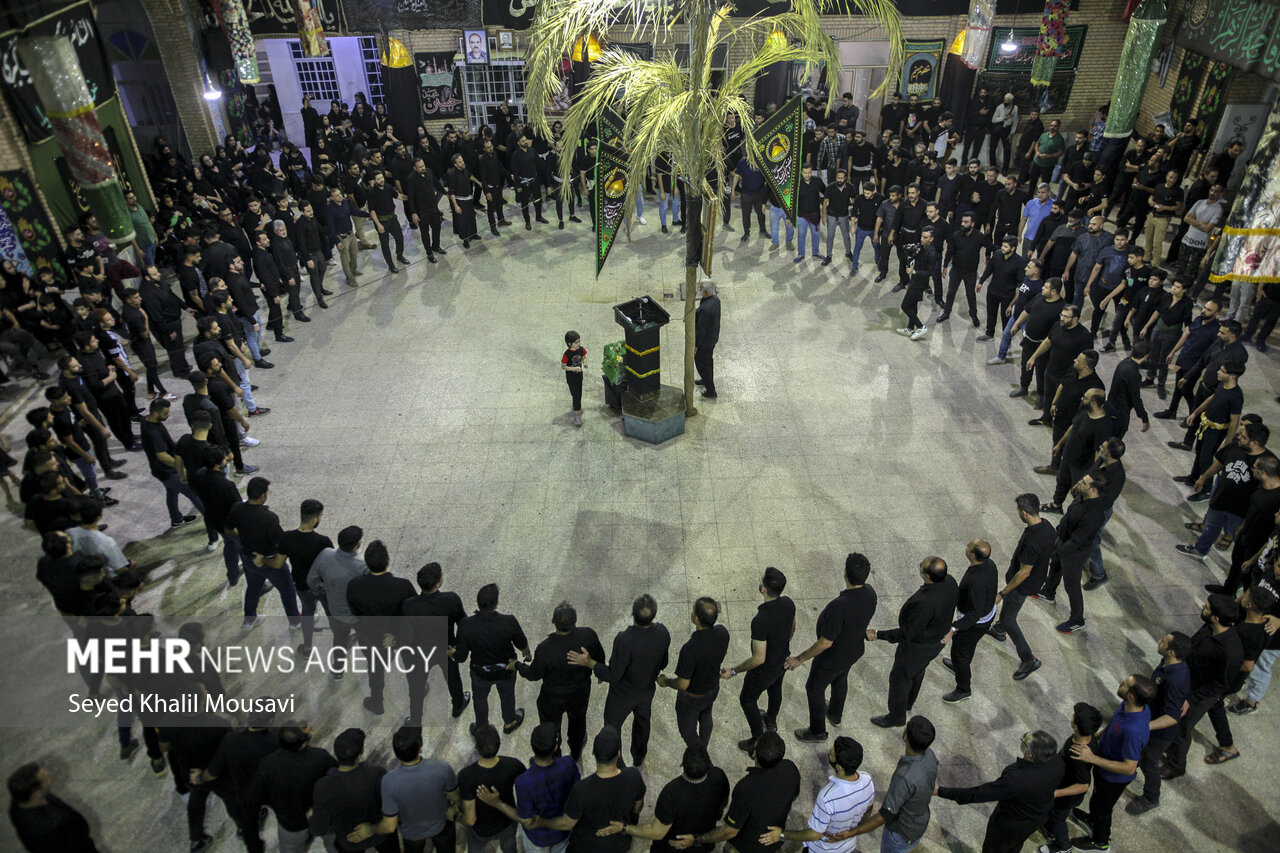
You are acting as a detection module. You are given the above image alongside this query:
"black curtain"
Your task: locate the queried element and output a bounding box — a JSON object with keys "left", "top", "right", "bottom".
{"left": 382, "top": 63, "right": 421, "bottom": 137}
{"left": 754, "top": 61, "right": 794, "bottom": 113}
{"left": 939, "top": 55, "right": 974, "bottom": 132}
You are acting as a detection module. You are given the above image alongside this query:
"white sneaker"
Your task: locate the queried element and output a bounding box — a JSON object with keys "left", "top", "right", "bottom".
{"left": 241, "top": 436, "right": 260, "bottom": 447}
{"left": 986, "top": 356, "right": 1009, "bottom": 365}
{"left": 895, "top": 327, "right": 912, "bottom": 336}
{"left": 637, "top": 216, "right": 647, "bottom": 225}
{"left": 910, "top": 327, "right": 928, "bottom": 340}
{"left": 205, "top": 540, "right": 221, "bottom": 553}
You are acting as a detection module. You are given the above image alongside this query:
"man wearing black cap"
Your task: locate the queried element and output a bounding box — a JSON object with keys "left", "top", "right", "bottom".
{"left": 454, "top": 583, "right": 532, "bottom": 735}
{"left": 544, "top": 726, "right": 646, "bottom": 850}
{"left": 569, "top": 594, "right": 670, "bottom": 767}
{"left": 659, "top": 597, "right": 730, "bottom": 749}
{"left": 721, "top": 567, "right": 795, "bottom": 755}
{"left": 867, "top": 556, "right": 960, "bottom": 727}
{"left": 785, "top": 553, "right": 878, "bottom": 743}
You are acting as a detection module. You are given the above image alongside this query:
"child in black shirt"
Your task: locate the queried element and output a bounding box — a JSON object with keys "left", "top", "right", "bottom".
{"left": 562, "top": 330, "right": 585, "bottom": 427}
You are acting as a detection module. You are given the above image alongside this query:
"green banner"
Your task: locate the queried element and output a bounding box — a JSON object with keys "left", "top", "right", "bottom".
{"left": 1178, "top": 0, "right": 1280, "bottom": 83}
{"left": 752, "top": 96, "right": 804, "bottom": 220}
{"left": 1104, "top": 0, "right": 1166, "bottom": 139}
{"left": 593, "top": 143, "right": 631, "bottom": 278}
{"left": 900, "top": 39, "right": 946, "bottom": 100}
{"left": 597, "top": 106, "right": 626, "bottom": 150}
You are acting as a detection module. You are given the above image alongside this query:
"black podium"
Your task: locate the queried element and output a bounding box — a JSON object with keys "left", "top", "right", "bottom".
{"left": 613, "top": 296, "right": 670, "bottom": 400}
{"left": 613, "top": 296, "right": 684, "bottom": 444}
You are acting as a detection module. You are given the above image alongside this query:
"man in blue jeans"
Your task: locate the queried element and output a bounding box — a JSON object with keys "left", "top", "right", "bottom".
{"left": 768, "top": 193, "right": 795, "bottom": 252}
{"left": 139, "top": 398, "right": 203, "bottom": 530}
{"left": 852, "top": 181, "right": 883, "bottom": 270}
{"left": 1085, "top": 438, "right": 1126, "bottom": 590}
{"left": 1175, "top": 421, "right": 1269, "bottom": 562}
{"left": 225, "top": 475, "right": 301, "bottom": 631}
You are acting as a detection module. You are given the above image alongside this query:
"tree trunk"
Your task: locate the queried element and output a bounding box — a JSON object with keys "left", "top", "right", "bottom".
{"left": 683, "top": 194, "right": 705, "bottom": 416}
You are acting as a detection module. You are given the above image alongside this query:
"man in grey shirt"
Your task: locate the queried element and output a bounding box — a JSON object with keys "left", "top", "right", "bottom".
{"left": 828, "top": 715, "right": 937, "bottom": 852}
{"left": 1063, "top": 215, "right": 1111, "bottom": 309}
{"left": 306, "top": 524, "right": 368, "bottom": 669}
{"left": 349, "top": 727, "right": 458, "bottom": 853}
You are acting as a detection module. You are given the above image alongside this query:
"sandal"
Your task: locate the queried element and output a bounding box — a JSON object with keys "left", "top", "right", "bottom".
{"left": 1185, "top": 522, "right": 1204, "bottom": 532}
{"left": 1204, "top": 747, "right": 1240, "bottom": 765}
{"left": 1216, "top": 533, "right": 1234, "bottom": 551}
{"left": 1040, "top": 502, "right": 1063, "bottom": 513}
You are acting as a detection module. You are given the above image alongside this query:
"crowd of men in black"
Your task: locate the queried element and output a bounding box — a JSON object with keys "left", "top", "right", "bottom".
{"left": 4, "top": 88, "right": 1279, "bottom": 853}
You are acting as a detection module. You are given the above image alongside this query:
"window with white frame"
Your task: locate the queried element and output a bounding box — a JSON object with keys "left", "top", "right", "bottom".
{"left": 359, "top": 36, "right": 385, "bottom": 106}
{"left": 461, "top": 61, "right": 527, "bottom": 133}
{"left": 289, "top": 40, "right": 341, "bottom": 104}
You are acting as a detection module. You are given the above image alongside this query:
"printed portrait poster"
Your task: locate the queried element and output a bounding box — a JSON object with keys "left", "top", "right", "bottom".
{"left": 416, "top": 51, "right": 465, "bottom": 119}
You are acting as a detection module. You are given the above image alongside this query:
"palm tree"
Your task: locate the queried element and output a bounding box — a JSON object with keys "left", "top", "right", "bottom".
{"left": 525, "top": 0, "right": 903, "bottom": 415}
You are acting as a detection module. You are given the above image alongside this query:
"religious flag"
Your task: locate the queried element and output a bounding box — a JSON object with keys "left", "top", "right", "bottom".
{"left": 753, "top": 96, "right": 803, "bottom": 220}
{"left": 592, "top": 143, "right": 630, "bottom": 277}
{"left": 292, "top": 0, "right": 329, "bottom": 57}
{"left": 597, "top": 106, "right": 626, "bottom": 150}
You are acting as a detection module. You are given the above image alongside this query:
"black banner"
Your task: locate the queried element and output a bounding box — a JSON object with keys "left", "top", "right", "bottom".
{"left": 340, "top": 0, "right": 480, "bottom": 31}
{"left": 415, "top": 51, "right": 465, "bottom": 120}
{"left": 236, "top": 0, "right": 345, "bottom": 36}
{"left": 482, "top": 0, "right": 539, "bottom": 28}
{"left": 0, "top": 0, "right": 116, "bottom": 144}
{"left": 0, "top": 169, "right": 67, "bottom": 281}
{"left": 976, "top": 70, "right": 1075, "bottom": 116}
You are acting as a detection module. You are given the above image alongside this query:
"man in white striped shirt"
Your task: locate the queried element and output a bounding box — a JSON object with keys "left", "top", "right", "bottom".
{"left": 758, "top": 737, "right": 875, "bottom": 852}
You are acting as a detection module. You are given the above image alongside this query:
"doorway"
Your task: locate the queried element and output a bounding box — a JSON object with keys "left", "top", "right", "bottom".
{"left": 837, "top": 41, "right": 892, "bottom": 136}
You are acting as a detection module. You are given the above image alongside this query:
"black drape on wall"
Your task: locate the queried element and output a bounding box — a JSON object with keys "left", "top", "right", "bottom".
{"left": 754, "top": 61, "right": 795, "bottom": 112}
{"left": 939, "top": 55, "right": 974, "bottom": 131}
{"left": 383, "top": 64, "right": 422, "bottom": 136}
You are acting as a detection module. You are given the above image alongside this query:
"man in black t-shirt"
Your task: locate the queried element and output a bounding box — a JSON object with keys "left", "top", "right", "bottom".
{"left": 795, "top": 166, "right": 825, "bottom": 261}
{"left": 308, "top": 729, "right": 396, "bottom": 853}
{"left": 140, "top": 398, "right": 203, "bottom": 529}
{"left": 1177, "top": 421, "right": 1274, "bottom": 561}
{"left": 455, "top": 583, "right": 532, "bottom": 734}
{"left": 989, "top": 494, "right": 1055, "bottom": 680}
{"left": 659, "top": 598, "right": 730, "bottom": 749}
{"left": 1008, "top": 278, "right": 1065, "bottom": 398}
{"left": 821, "top": 170, "right": 855, "bottom": 264}
{"left": 1181, "top": 360, "right": 1246, "bottom": 483}
{"left": 786, "top": 554, "right": 877, "bottom": 742}
{"left": 549, "top": 726, "right": 646, "bottom": 851}
{"left": 679, "top": 732, "right": 800, "bottom": 853}
{"left": 279, "top": 498, "right": 334, "bottom": 656}
{"left": 721, "top": 568, "right": 795, "bottom": 755}
{"left": 1213, "top": 456, "right": 1280, "bottom": 595}
{"left": 1044, "top": 388, "right": 1112, "bottom": 511}
{"left": 458, "top": 724, "right": 526, "bottom": 852}
{"left": 612, "top": 745, "right": 728, "bottom": 853}
{"left": 1028, "top": 307, "right": 1096, "bottom": 425}
{"left": 402, "top": 561, "right": 472, "bottom": 723}
{"left": 7, "top": 763, "right": 101, "bottom": 853}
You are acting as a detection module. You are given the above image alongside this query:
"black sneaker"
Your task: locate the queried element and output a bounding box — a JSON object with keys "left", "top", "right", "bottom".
{"left": 1167, "top": 441, "right": 1192, "bottom": 451}
{"left": 737, "top": 737, "right": 756, "bottom": 754}
{"left": 870, "top": 714, "right": 904, "bottom": 728}
{"left": 1055, "top": 619, "right": 1086, "bottom": 634}
{"left": 190, "top": 834, "right": 213, "bottom": 853}
{"left": 794, "top": 727, "right": 828, "bottom": 742}
{"left": 1126, "top": 796, "right": 1160, "bottom": 815}
{"left": 1188, "top": 490, "right": 1211, "bottom": 502}
{"left": 1031, "top": 592, "right": 1056, "bottom": 603}
{"left": 120, "top": 738, "right": 141, "bottom": 761}
{"left": 1083, "top": 574, "right": 1109, "bottom": 591}
{"left": 503, "top": 708, "right": 526, "bottom": 733}
{"left": 941, "top": 658, "right": 955, "bottom": 672}
{"left": 942, "top": 689, "right": 971, "bottom": 703}
{"left": 1153, "top": 410, "right": 1177, "bottom": 419}
{"left": 362, "top": 696, "right": 384, "bottom": 715}
{"left": 452, "top": 692, "right": 472, "bottom": 718}
{"left": 170, "top": 514, "right": 198, "bottom": 528}
{"left": 987, "top": 624, "right": 1007, "bottom": 642}
{"left": 1070, "top": 807, "right": 1093, "bottom": 833}
{"left": 1013, "top": 658, "right": 1042, "bottom": 680}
